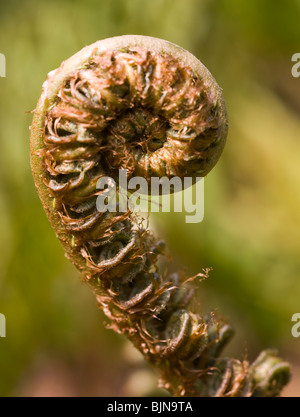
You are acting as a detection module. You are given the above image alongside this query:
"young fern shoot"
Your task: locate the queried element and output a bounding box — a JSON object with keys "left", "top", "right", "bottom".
{"left": 30, "top": 35, "right": 290, "bottom": 397}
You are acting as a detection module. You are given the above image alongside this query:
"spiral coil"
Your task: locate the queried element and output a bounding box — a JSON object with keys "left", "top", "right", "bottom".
{"left": 30, "top": 36, "right": 290, "bottom": 396}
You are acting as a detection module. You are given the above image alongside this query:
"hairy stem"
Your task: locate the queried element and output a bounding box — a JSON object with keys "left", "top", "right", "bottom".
{"left": 30, "top": 35, "right": 290, "bottom": 397}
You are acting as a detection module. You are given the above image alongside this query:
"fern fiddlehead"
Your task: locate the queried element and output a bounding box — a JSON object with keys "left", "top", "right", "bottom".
{"left": 30, "top": 35, "right": 290, "bottom": 397}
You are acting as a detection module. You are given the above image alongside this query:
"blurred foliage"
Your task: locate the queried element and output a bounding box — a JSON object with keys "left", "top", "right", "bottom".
{"left": 0, "top": 0, "right": 299, "bottom": 396}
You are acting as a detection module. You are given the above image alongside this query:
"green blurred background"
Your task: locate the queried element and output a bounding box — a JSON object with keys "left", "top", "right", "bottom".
{"left": 0, "top": 0, "right": 300, "bottom": 396}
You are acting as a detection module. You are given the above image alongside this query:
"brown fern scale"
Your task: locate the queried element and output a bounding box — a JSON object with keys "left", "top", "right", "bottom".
{"left": 30, "top": 36, "right": 290, "bottom": 397}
